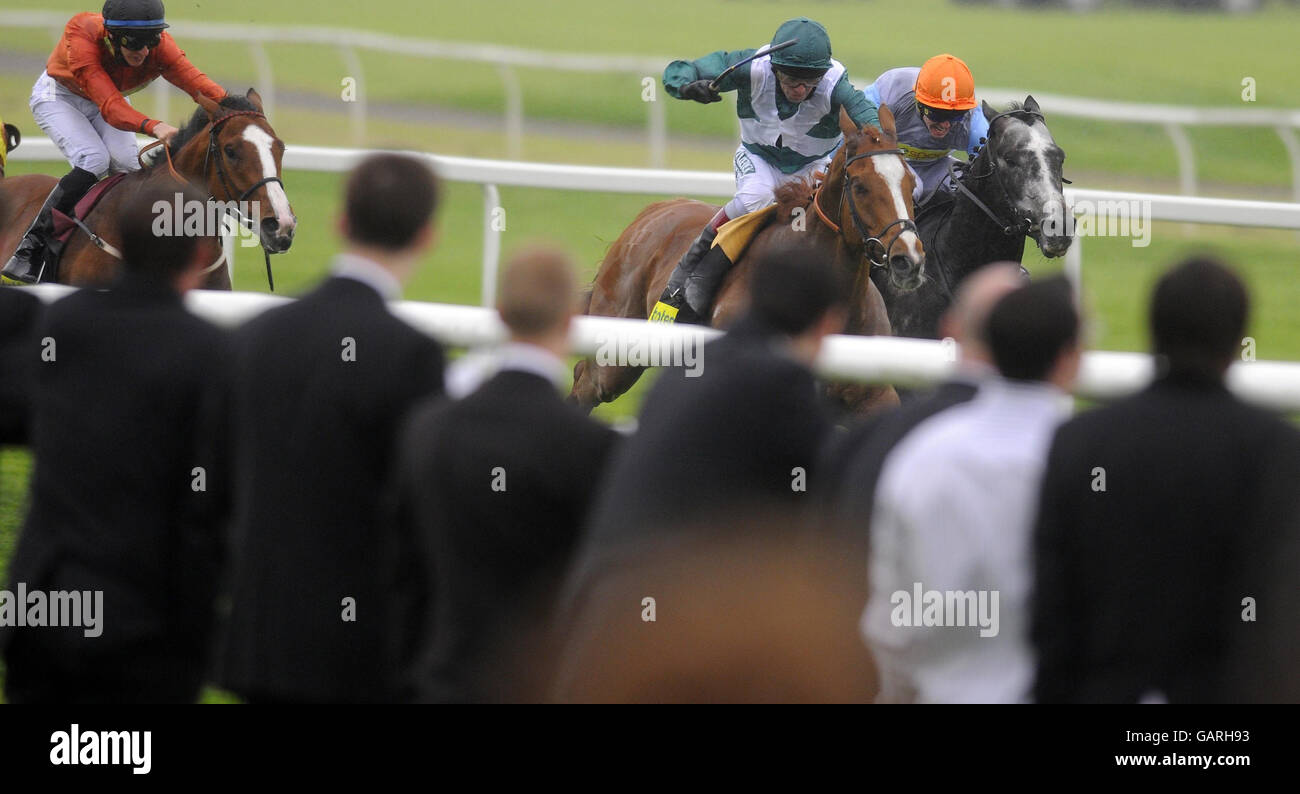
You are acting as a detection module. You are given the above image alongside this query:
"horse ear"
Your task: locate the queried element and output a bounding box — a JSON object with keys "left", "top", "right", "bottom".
{"left": 839, "top": 106, "right": 862, "bottom": 139}
{"left": 876, "top": 103, "right": 896, "bottom": 137}
{"left": 1023, "top": 94, "right": 1040, "bottom": 114}
{"left": 196, "top": 93, "right": 222, "bottom": 119}
{"left": 245, "top": 88, "right": 265, "bottom": 113}
{"left": 981, "top": 99, "right": 998, "bottom": 122}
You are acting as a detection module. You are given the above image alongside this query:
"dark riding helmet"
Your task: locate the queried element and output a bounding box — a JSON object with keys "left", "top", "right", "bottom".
{"left": 769, "top": 18, "right": 832, "bottom": 75}
{"left": 103, "top": 0, "right": 169, "bottom": 29}
{"left": 103, "top": 0, "right": 168, "bottom": 53}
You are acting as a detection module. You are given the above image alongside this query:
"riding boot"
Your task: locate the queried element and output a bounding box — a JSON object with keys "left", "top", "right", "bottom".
{"left": 2, "top": 167, "right": 97, "bottom": 284}
{"left": 650, "top": 224, "right": 719, "bottom": 324}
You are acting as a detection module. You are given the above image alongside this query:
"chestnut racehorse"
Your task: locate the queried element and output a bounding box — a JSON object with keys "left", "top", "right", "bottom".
{"left": 0, "top": 88, "right": 294, "bottom": 289}
{"left": 569, "top": 105, "right": 924, "bottom": 414}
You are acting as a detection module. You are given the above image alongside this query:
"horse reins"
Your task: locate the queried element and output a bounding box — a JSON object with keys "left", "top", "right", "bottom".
{"left": 946, "top": 108, "right": 1068, "bottom": 238}
{"left": 812, "top": 147, "right": 919, "bottom": 268}
{"left": 205, "top": 109, "right": 284, "bottom": 290}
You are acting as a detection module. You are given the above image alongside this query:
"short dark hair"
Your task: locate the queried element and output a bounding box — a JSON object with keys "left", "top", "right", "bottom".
{"left": 344, "top": 153, "right": 440, "bottom": 250}
{"left": 119, "top": 180, "right": 208, "bottom": 277}
{"left": 748, "top": 243, "right": 846, "bottom": 336}
{"left": 1150, "top": 257, "right": 1248, "bottom": 371}
{"left": 986, "top": 275, "right": 1079, "bottom": 382}
{"left": 497, "top": 245, "right": 576, "bottom": 337}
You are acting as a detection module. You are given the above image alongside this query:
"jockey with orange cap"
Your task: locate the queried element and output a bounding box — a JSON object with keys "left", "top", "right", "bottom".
{"left": 862, "top": 54, "right": 989, "bottom": 207}
{"left": 2, "top": 0, "right": 227, "bottom": 284}
{"left": 650, "top": 17, "right": 880, "bottom": 325}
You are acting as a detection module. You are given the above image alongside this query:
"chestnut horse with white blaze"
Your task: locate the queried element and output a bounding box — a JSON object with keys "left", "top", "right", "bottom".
{"left": 0, "top": 88, "right": 294, "bottom": 289}
{"left": 569, "top": 105, "right": 924, "bottom": 414}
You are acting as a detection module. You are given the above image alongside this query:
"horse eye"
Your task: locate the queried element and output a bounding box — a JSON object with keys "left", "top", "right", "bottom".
{"left": 224, "top": 144, "right": 237, "bottom": 158}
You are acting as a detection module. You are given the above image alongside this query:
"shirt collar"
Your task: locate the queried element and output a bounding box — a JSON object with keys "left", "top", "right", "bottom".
{"left": 496, "top": 342, "right": 569, "bottom": 391}
{"left": 976, "top": 375, "right": 1074, "bottom": 417}
{"left": 332, "top": 253, "right": 402, "bottom": 301}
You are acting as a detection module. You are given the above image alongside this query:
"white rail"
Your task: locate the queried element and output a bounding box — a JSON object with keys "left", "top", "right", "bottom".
{"left": 13, "top": 138, "right": 1300, "bottom": 306}
{"left": 3, "top": 9, "right": 1298, "bottom": 196}
{"left": 22, "top": 285, "right": 1300, "bottom": 413}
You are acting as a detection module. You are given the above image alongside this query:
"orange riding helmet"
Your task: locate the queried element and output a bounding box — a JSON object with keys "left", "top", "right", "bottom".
{"left": 914, "top": 54, "right": 977, "bottom": 111}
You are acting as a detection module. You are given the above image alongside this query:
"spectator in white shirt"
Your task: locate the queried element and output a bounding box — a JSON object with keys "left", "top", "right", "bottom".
{"left": 862, "top": 277, "right": 1081, "bottom": 703}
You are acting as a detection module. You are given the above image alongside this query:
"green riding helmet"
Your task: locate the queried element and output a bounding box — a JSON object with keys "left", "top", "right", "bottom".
{"left": 769, "top": 17, "right": 832, "bottom": 75}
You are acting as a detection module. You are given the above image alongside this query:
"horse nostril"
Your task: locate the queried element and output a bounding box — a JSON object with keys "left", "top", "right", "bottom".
{"left": 890, "top": 254, "right": 915, "bottom": 274}
{"left": 261, "top": 218, "right": 279, "bottom": 236}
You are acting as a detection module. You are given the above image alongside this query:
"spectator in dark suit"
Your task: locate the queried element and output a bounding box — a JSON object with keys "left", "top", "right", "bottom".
{"left": 0, "top": 286, "right": 44, "bottom": 452}
{"left": 395, "top": 246, "right": 619, "bottom": 703}
{"left": 218, "top": 154, "right": 445, "bottom": 704}
{"left": 559, "top": 244, "right": 845, "bottom": 667}
{"left": 582, "top": 242, "right": 845, "bottom": 547}
{"left": 1032, "top": 257, "right": 1300, "bottom": 703}
{"left": 821, "top": 261, "right": 1026, "bottom": 518}
{"left": 2, "top": 181, "right": 228, "bottom": 703}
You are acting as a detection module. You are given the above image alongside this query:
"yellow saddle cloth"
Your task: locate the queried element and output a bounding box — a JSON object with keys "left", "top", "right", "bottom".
{"left": 712, "top": 203, "right": 778, "bottom": 261}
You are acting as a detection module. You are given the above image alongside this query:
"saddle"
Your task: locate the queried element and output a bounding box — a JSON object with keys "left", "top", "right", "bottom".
{"left": 712, "top": 203, "right": 778, "bottom": 263}
{"left": 46, "top": 172, "right": 130, "bottom": 267}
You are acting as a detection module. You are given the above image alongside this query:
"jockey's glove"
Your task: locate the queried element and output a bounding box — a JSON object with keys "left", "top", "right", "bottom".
{"left": 681, "top": 80, "right": 723, "bottom": 104}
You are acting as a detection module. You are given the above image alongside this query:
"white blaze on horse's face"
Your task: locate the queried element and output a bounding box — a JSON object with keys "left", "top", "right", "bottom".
{"left": 1005, "top": 117, "right": 1067, "bottom": 233}
{"left": 868, "top": 154, "right": 924, "bottom": 264}
{"left": 241, "top": 124, "right": 296, "bottom": 239}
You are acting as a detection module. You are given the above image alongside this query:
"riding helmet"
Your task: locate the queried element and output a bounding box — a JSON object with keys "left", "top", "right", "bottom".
{"left": 102, "top": 0, "right": 169, "bottom": 31}
{"left": 914, "top": 54, "right": 977, "bottom": 111}
{"left": 769, "top": 18, "right": 832, "bottom": 76}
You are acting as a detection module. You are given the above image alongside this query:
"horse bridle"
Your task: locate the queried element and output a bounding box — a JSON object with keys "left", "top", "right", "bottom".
{"left": 840, "top": 148, "right": 919, "bottom": 268}
{"left": 948, "top": 108, "right": 1069, "bottom": 237}
{"left": 203, "top": 109, "right": 287, "bottom": 290}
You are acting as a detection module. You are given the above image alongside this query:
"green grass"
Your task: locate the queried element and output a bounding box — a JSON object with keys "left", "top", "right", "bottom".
{"left": 2, "top": 1, "right": 1298, "bottom": 189}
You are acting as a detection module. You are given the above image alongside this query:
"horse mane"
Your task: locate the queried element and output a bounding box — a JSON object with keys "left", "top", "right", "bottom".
{"left": 774, "top": 177, "right": 817, "bottom": 224}
{"left": 163, "top": 94, "right": 260, "bottom": 162}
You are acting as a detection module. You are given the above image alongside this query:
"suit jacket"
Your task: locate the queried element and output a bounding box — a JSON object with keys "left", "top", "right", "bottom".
{"left": 1032, "top": 368, "right": 1300, "bottom": 703}
{"left": 396, "top": 362, "right": 619, "bottom": 703}
{"left": 579, "top": 313, "right": 834, "bottom": 566}
{"left": 218, "top": 275, "right": 445, "bottom": 703}
{"left": 0, "top": 287, "right": 44, "bottom": 446}
{"left": 1, "top": 274, "right": 228, "bottom": 703}
{"left": 821, "top": 377, "right": 979, "bottom": 519}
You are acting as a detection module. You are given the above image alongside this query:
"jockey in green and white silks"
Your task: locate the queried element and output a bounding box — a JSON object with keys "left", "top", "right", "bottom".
{"left": 651, "top": 17, "right": 880, "bottom": 325}
{"left": 862, "top": 55, "right": 990, "bottom": 207}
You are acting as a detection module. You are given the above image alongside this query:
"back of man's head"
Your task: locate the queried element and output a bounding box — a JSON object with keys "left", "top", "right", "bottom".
{"left": 498, "top": 245, "right": 577, "bottom": 342}
{"left": 1150, "top": 257, "right": 1248, "bottom": 376}
{"left": 986, "top": 275, "right": 1079, "bottom": 383}
{"left": 120, "top": 181, "right": 208, "bottom": 280}
{"left": 748, "top": 243, "right": 845, "bottom": 336}
{"left": 343, "top": 153, "right": 440, "bottom": 251}
{"left": 942, "top": 261, "right": 1027, "bottom": 360}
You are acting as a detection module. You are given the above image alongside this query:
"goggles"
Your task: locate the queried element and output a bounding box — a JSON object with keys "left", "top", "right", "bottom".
{"left": 116, "top": 31, "right": 162, "bottom": 51}
{"left": 917, "top": 102, "right": 966, "bottom": 124}
{"left": 775, "top": 69, "right": 824, "bottom": 92}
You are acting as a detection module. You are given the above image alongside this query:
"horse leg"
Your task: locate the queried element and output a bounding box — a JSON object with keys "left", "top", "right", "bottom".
{"left": 568, "top": 355, "right": 649, "bottom": 414}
